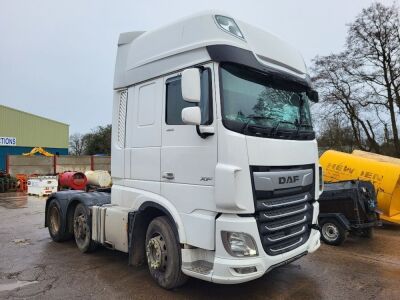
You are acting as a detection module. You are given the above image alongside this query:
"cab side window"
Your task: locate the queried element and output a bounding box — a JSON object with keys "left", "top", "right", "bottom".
{"left": 165, "top": 76, "right": 195, "bottom": 125}
{"left": 165, "top": 69, "right": 213, "bottom": 125}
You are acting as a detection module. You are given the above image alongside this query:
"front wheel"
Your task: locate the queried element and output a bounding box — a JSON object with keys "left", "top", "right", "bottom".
{"left": 145, "top": 216, "right": 188, "bottom": 289}
{"left": 320, "top": 218, "right": 347, "bottom": 246}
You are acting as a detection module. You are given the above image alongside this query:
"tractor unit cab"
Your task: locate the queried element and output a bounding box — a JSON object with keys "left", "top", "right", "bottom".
{"left": 319, "top": 180, "right": 379, "bottom": 245}
{"left": 45, "top": 11, "right": 322, "bottom": 289}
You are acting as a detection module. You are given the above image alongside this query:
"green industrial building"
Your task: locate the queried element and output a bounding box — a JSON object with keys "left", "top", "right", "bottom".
{"left": 0, "top": 104, "right": 69, "bottom": 171}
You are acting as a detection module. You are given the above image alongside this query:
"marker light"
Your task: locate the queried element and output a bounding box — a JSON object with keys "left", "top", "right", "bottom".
{"left": 215, "top": 15, "right": 245, "bottom": 40}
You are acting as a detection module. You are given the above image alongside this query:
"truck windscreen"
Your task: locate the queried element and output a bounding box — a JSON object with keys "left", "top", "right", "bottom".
{"left": 220, "top": 63, "right": 315, "bottom": 140}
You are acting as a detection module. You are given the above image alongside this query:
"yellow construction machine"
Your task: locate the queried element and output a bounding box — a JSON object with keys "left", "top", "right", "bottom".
{"left": 320, "top": 150, "right": 400, "bottom": 224}
{"left": 22, "top": 147, "right": 54, "bottom": 157}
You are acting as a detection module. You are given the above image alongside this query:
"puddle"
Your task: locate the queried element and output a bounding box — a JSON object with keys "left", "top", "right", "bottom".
{"left": 0, "top": 280, "right": 38, "bottom": 292}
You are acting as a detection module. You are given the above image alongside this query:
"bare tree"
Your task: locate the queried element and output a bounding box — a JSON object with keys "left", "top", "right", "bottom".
{"left": 312, "top": 2, "right": 400, "bottom": 156}
{"left": 317, "top": 114, "right": 358, "bottom": 152}
{"left": 312, "top": 53, "right": 384, "bottom": 153}
{"left": 69, "top": 133, "right": 85, "bottom": 155}
{"left": 82, "top": 125, "right": 111, "bottom": 155}
{"left": 346, "top": 2, "right": 400, "bottom": 155}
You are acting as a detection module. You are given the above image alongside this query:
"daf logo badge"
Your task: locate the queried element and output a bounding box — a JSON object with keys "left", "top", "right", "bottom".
{"left": 279, "top": 176, "right": 300, "bottom": 184}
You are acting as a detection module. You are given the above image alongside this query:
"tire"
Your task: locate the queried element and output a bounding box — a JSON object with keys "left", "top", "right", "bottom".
{"left": 145, "top": 216, "right": 188, "bottom": 289}
{"left": 47, "top": 200, "right": 68, "bottom": 242}
{"left": 360, "top": 227, "right": 373, "bottom": 238}
{"left": 320, "top": 218, "right": 347, "bottom": 246}
{"left": 73, "top": 203, "right": 97, "bottom": 253}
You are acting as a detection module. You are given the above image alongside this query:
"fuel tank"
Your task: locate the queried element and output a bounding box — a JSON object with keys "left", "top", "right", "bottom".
{"left": 58, "top": 171, "right": 87, "bottom": 190}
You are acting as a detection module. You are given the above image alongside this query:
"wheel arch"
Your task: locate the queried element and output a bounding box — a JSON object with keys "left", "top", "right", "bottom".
{"left": 319, "top": 213, "right": 351, "bottom": 231}
{"left": 128, "top": 201, "right": 183, "bottom": 267}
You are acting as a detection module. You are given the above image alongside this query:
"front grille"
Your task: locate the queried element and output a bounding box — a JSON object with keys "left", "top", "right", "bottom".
{"left": 259, "top": 203, "right": 310, "bottom": 221}
{"left": 251, "top": 165, "right": 315, "bottom": 256}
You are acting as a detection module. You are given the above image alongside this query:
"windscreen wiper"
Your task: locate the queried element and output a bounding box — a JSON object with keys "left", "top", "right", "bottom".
{"left": 241, "top": 114, "right": 274, "bottom": 134}
{"left": 272, "top": 120, "right": 297, "bottom": 136}
{"left": 297, "top": 123, "right": 313, "bottom": 129}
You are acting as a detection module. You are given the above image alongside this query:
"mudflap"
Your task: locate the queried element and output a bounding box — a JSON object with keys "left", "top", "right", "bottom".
{"left": 128, "top": 211, "right": 149, "bottom": 267}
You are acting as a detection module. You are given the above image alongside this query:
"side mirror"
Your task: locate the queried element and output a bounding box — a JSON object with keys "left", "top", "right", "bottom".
{"left": 181, "top": 68, "right": 201, "bottom": 103}
{"left": 307, "top": 90, "right": 319, "bottom": 103}
{"left": 182, "top": 107, "right": 201, "bottom": 125}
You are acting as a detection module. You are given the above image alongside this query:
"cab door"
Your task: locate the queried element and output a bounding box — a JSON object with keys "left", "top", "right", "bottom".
{"left": 160, "top": 64, "right": 217, "bottom": 248}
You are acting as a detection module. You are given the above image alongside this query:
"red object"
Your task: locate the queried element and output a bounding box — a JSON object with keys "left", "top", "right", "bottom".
{"left": 58, "top": 171, "right": 87, "bottom": 190}
{"left": 16, "top": 174, "right": 28, "bottom": 192}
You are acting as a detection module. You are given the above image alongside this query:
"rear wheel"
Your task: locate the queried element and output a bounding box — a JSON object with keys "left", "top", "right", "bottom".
{"left": 145, "top": 216, "right": 188, "bottom": 289}
{"left": 47, "top": 200, "right": 68, "bottom": 242}
{"left": 73, "top": 203, "right": 97, "bottom": 253}
{"left": 320, "top": 218, "right": 346, "bottom": 246}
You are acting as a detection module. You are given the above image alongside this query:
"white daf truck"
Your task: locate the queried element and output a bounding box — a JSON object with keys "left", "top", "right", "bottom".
{"left": 45, "top": 11, "right": 322, "bottom": 289}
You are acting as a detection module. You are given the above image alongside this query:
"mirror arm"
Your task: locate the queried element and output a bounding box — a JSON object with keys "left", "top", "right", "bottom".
{"left": 196, "top": 125, "right": 214, "bottom": 139}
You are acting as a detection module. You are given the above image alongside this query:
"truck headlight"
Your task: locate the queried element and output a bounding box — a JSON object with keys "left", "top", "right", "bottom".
{"left": 221, "top": 231, "right": 258, "bottom": 257}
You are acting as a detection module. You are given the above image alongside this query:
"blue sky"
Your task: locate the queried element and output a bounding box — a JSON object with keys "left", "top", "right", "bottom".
{"left": 0, "top": 0, "right": 394, "bottom": 134}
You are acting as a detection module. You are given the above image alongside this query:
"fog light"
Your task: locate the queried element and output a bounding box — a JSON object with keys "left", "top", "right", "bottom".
{"left": 233, "top": 266, "right": 257, "bottom": 274}
{"left": 221, "top": 231, "right": 258, "bottom": 257}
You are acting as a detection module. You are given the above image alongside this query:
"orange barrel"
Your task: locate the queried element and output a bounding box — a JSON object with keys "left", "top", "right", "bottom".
{"left": 58, "top": 172, "right": 87, "bottom": 190}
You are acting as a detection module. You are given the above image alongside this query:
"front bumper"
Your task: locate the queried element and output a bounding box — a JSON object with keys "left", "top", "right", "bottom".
{"left": 210, "top": 228, "right": 320, "bottom": 284}
{"left": 181, "top": 227, "right": 320, "bottom": 284}
{"left": 211, "top": 229, "right": 320, "bottom": 284}
{"left": 207, "top": 201, "right": 320, "bottom": 284}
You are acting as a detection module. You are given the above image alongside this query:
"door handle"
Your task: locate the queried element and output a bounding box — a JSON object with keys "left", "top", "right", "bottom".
{"left": 162, "top": 172, "right": 175, "bottom": 180}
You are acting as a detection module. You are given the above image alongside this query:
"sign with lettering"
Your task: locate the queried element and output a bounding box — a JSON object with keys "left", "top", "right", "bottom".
{"left": 0, "top": 137, "right": 16, "bottom": 146}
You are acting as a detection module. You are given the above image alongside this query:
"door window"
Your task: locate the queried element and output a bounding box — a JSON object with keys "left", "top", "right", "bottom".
{"left": 165, "top": 69, "right": 213, "bottom": 125}
{"left": 165, "top": 76, "right": 195, "bottom": 125}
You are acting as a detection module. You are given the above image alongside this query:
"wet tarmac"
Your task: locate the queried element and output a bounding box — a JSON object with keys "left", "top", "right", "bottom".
{"left": 0, "top": 192, "right": 399, "bottom": 299}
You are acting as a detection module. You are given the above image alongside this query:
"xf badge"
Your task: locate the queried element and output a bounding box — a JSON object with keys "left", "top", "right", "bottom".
{"left": 200, "top": 177, "right": 213, "bottom": 182}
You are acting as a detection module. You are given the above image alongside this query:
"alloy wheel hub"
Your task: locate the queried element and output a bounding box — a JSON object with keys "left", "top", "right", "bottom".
{"left": 146, "top": 236, "right": 167, "bottom": 271}
{"left": 49, "top": 207, "right": 60, "bottom": 234}
{"left": 75, "top": 215, "right": 87, "bottom": 239}
{"left": 323, "top": 223, "right": 339, "bottom": 241}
